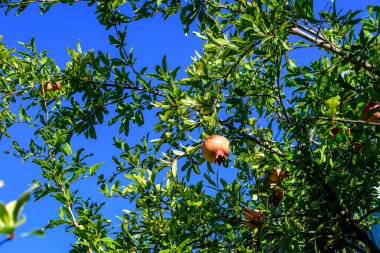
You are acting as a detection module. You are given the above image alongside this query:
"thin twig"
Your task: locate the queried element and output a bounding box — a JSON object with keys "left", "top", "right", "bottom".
{"left": 312, "top": 116, "right": 380, "bottom": 126}
{"left": 275, "top": 55, "right": 291, "bottom": 124}
{"left": 66, "top": 202, "right": 79, "bottom": 227}
{"left": 269, "top": 213, "right": 341, "bottom": 220}
{"left": 0, "top": 237, "right": 13, "bottom": 247}
{"left": 297, "top": 22, "right": 330, "bottom": 45}
{"left": 224, "top": 93, "right": 273, "bottom": 98}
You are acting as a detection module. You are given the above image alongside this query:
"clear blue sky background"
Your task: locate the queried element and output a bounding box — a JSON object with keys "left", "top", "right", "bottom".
{"left": 0, "top": 1, "right": 377, "bottom": 252}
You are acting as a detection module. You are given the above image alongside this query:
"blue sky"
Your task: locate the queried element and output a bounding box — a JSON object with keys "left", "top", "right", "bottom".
{"left": 0, "top": 1, "right": 378, "bottom": 252}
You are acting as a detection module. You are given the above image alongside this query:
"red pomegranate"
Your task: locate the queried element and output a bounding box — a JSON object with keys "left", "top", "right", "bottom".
{"left": 270, "top": 183, "right": 279, "bottom": 189}
{"left": 244, "top": 208, "right": 266, "bottom": 229}
{"left": 351, "top": 142, "right": 363, "bottom": 153}
{"left": 202, "top": 135, "right": 230, "bottom": 166}
{"left": 269, "top": 168, "right": 288, "bottom": 183}
{"left": 270, "top": 186, "right": 285, "bottom": 206}
{"left": 330, "top": 128, "right": 341, "bottom": 138}
{"left": 53, "top": 81, "right": 62, "bottom": 90}
{"left": 43, "top": 81, "right": 62, "bottom": 91}
{"left": 362, "top": 102, "right": 380, "bottom": 122}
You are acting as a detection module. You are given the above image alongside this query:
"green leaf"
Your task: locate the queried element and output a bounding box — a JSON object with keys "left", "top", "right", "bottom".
{"left": 21, "top": 229, "right": 45, "bottom": 237}
{"left": 220, "top": 178, "right": 227, "bottom": 189}
{"left": 204, "top": 173, "right": 216, "bottom": 187}
{"left": 325, "top": 96, "right": 340, "bottom": 117}
{"left": 295, "top": 0, "right": 314, "bottom": 19}
{"left": 172, "top": 150, "right": 185, "bottom": 156}
{"left": 286, "top": 58, "right": 297, "bottom": 70}
{"left": 171, "top": 159, "right": 178, "bottom": 178}
{"left": 89, "top": 163, "right": 103, "bottom": 176}
{"left": 0, "top": 202, "right": 9, "bottom": 227}
{"left": 12, "top": 190, "right": 30, "bottom": 223}
{"left": 62, "top": 143, "right": 72, "bottom": 156}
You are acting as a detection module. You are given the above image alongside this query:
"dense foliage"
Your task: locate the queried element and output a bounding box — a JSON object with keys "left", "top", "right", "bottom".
{"left": 0, "top": 0, "right": 379, "bottom": 252}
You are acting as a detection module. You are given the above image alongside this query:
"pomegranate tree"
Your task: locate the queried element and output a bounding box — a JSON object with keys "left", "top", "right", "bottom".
{"left": 202, "top": 135, "right": 230, "bottom": 166}
{"left": 362, "top": 101, "right": 380, "bottom": 122}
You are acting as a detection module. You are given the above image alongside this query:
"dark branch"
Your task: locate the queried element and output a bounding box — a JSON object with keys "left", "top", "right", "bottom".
{"left": 0, "top": 237, "right": 13, "bottom": 247}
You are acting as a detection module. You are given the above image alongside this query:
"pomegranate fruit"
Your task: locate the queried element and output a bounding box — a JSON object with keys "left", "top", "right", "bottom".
{"left": 43, "top": 81, "right": 62, "bottom": 91}
{"left": 53, "top": 81, "right": 62, "bottom": 90}
{"left": 362, "top": 101, "right": 380, "bottom": 122}
{"left": 269, "top": 168, "right": 287, "bottom": 183}
{"left": 44, "top": 82, "right": 53, "bottom": 91}
{"left": 270, "top": 186, "right": 285, "bottom": 206}
{"left": 331, "top": 128, "right": 353, "bottom": 138}
{"left": 244, "top": 208, "right": 266, "bottom": 229}
{"left": 202, "top": 135, "right": 230, "bottom": 166}
{"left": 270, "top": 183, "right": 278, "bottom": 189}
{"left": 351, "top": 142, "right": 363, "bottom": 153}
{"left": 330, "top": 128, "right": 341, "bottom": 138}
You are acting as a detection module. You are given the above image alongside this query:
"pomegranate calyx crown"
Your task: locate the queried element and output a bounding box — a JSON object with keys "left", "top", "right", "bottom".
{"left": 215, "top": 150, "right": 228, "bottom": 166}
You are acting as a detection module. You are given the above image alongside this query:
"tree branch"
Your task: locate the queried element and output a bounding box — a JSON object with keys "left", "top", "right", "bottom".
{"left": 269, "top": 213, "right": 341, "bottom": 220}
{"left": 275, "top": 55, "right": 291, "bottom": 124}
{"left": 312, "top": 116, "right": 380, "bottom": 126}
{"left": 289, "top": 26, "right": 376, "bottom": 74}
{"left": 0, "top": 237, "right": 13, "bottom": 247}
{"left": 315, "top": 179, "right": 380, "bottom": 252}
{"left": 0, "top": 0, "right": 90, "bottom": 9}
{"left": 224, "top": 93, "right": 273, "bottom": 98}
